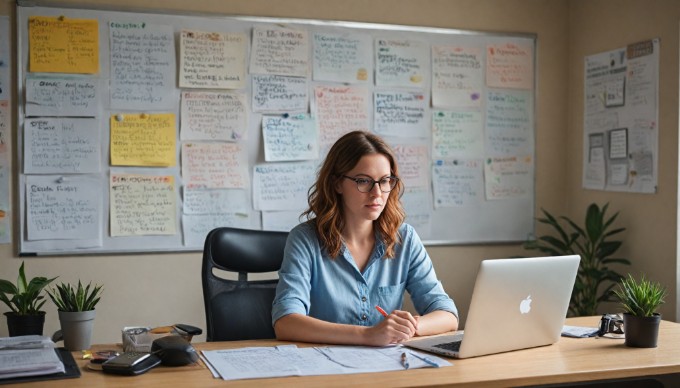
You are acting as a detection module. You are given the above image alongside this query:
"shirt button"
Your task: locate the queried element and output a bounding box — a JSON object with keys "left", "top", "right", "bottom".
{"left": 361, "top": 296, "right": 367, "bottom": 302}
{"left": 361, "top": 314, "right": 367, "bottom": 320}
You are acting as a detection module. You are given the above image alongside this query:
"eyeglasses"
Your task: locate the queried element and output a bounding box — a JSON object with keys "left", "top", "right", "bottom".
{"left": 341, "top": 175, "right": 399, "bottom": 193}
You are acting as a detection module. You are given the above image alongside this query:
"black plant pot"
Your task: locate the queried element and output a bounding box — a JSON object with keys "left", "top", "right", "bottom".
{"left": 4, "top": 311, "right": 46, "bottom": 337}
{"left": 623, "top": 312, "right": 661, "bottom": 348}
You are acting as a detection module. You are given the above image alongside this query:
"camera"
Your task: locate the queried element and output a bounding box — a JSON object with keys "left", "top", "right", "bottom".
{"left": 598, "top": 314, "right": 624, "bottom": 336}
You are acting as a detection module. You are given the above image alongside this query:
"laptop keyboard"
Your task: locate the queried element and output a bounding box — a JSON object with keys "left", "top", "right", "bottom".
{"left": 433, "top": 339, "right": 462, "bottom": 352}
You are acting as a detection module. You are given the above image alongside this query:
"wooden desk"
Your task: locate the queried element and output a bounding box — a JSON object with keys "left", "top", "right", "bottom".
{"left": 7, "top": 316, "right": 680, "bottom": 387}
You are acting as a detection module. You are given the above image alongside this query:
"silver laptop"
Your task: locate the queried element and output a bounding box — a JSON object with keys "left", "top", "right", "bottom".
{"left": 405, "top": 255, "right": 580, "bottom": 359}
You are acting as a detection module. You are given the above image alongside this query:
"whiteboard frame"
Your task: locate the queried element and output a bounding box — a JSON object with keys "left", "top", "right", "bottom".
{"left": 16, "top": 1, "right": 537, "bottom": 255}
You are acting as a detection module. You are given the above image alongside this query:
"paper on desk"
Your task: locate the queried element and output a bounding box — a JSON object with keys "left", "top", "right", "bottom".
{"left": 199, "top": 354, "right": 220, "bottom": 378}
{"left": 0, "top": 335, "right": 64, "bottom": 380}
{"left": 202, "top": 346, "right": 343, "bottom": 380}
{"left": 315, "top": 345, "right": 450, "bottom": 370}
{"left": 0, "top": 335, "right": 55, "bottom": 350}
{"left": 202, "top": 344, "right": 450, "bottom": 381}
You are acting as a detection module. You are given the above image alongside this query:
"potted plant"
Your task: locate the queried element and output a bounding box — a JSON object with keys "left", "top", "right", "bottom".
{"left": 613, "top": 274, "right": 667, "bottom": 348}
{"left": 0, "top": 261, "right": 57, "bottom": 336}
{"left": 524, "top": 203, "right": 630, "bottom": 316}
{"left": 47, "top": 280, "right": 103, "bottom": 351}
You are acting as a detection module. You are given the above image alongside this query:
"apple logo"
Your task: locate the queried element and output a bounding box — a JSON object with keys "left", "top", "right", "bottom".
{"left": 519, "top": 295, "right": 532, "bottom": 314}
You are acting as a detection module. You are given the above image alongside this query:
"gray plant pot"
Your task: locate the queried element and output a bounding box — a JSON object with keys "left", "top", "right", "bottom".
{"left": 54, "top": 310, "right": 96, "bottom": 351}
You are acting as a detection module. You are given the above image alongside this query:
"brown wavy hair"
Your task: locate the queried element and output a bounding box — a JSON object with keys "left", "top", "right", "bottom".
{"left": 302, "top": 131, "right": 405, "bottom": 259}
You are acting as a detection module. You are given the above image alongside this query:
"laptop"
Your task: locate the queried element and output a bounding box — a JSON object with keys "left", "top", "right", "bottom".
{"left": 405, "top": 255, "right": 580, "bottom": 359}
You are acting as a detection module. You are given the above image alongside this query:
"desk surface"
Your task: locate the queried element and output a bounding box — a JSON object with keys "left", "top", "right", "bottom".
{"left": 7, "top": 316, "right": 680, "bottom": 387}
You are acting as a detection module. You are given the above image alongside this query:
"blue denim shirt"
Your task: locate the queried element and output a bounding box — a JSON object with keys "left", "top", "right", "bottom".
{"left": 272, "top": 222, "right": 457, "bottom": 327}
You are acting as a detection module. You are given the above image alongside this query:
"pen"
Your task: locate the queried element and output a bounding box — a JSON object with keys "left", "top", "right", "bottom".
{"left": 408, "top": 351, "right": 440, "bottom": 368}
{"left": 401, "top": 352, "right": 410, "bottom": 369}
{"left": 375, "top": 305, "right": 388, "bottom": 318}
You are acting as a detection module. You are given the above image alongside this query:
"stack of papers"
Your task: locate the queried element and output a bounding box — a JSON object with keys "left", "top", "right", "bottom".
{"left": 0, "top": 336, "right": 65, "bottom": 380}
{"left": 201, "top": 344, "right": 451, "bottom": 381}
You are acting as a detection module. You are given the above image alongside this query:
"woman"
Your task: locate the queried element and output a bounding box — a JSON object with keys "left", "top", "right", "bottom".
{"left": 272, "top": 131, "right": 458, "bottom": 346}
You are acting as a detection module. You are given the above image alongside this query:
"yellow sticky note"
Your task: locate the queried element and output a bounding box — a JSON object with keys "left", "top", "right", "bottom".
{"left": 110, "top": 113, "right": 176, "bottom": 167}
{"left": 29, "top": 16, "right": 99, "bottom": 74}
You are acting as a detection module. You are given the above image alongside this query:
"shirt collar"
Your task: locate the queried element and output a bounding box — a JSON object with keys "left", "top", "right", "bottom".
{"left": 339, "top": 230, "right": 386, "bottom": 272}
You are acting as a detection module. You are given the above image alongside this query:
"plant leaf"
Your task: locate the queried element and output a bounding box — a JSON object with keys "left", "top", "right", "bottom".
{"left": 585, "top": 203, "right": 604, "bottom": 245}
{"left": 17, "top": 263, "right": 28, "bottom": 294}
{"left": 47, "top": 280, "right": 103, "bottom": 312}
{"left": 0, "top": 279, "right": 18, "bottom": 294}
{"left": 597, "top": 241, "right": 622, "bottom": 258}
{"left": 525, "top": 203, "right": 630, "bottom": 317}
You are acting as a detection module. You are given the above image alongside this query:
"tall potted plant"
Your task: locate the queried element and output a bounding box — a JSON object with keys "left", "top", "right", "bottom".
{"left": 0, "top": 262, "right": 57, "bottom": 336}
{"left": 47, "top": 280, "right": 103, "bottom": 351}
{"left": 524, "top": 203, "right": 630, "bottom": 316}
{"left": 613, "top": 274, "right": 667, "bottom": 348}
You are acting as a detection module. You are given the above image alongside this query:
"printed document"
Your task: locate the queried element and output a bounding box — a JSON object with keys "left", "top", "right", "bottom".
{"left": 202, "top": 344, "right": 451, "bottom": 380}
{"left": 0, "top": 336, "right": 64, "bottom": 380}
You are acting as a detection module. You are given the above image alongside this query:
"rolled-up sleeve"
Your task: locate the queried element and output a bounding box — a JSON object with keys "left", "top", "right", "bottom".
{"left": 403, "top": 225, "right": 458, "bottom": 318}
{"left": 271, "top": 225, "right": 315, "bottom": 325}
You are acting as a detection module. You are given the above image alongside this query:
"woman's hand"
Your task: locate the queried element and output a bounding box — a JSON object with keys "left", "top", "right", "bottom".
{"left": 363, "top": 310, "right": 419, "bottom": 346}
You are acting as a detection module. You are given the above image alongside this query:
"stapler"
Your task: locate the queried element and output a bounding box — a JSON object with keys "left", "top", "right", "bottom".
{"left": 149, "top": 323, "right": 202, "bottom": 341}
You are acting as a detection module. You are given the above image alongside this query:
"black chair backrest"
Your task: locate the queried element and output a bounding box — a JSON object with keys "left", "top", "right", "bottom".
{"left": 201, "top": 227, "right": 289, "bottom": 341}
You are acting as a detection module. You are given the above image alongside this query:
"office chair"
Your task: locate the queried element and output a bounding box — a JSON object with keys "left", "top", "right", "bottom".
{"left": 202, "top": 227, "right": 289, "bottom": 341}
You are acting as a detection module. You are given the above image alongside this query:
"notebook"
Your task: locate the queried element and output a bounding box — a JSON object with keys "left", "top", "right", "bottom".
{"left": 404, "top": 255, "right": 580, "bottom": 359}
{"left": 0, "top": 348, "right": 81, "bottom": 385}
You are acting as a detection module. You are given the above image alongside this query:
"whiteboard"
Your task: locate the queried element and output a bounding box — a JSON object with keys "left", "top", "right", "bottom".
{"left": 16, "top": 4, "right": 536, "bottom": 255}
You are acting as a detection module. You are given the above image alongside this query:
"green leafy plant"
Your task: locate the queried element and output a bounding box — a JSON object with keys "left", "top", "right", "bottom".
{"left": 613, "top": 274, "right": 666, "bottom": 317}
{"left": 524, "top": 203, "right": 631, "bottom": 316}
{"left": 0, "top": 262, "right": 57, "bottom": 315}
{"left": 47, "top": 280, "right": 103, "bottom": 312}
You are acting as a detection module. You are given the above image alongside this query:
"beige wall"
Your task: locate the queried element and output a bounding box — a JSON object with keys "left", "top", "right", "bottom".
{"left": 5, "top": 0, "right": 672, "bottom": 345}
{"left": 567, "top": 0, "right": 679, "bottom": 319}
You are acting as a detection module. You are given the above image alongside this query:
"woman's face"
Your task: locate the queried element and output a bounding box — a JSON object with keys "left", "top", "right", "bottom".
{"left": 336, "top": 153, "right": 393, "bottom": 225}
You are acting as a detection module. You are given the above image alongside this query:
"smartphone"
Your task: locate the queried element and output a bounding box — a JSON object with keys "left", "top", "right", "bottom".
{"left": 101, "top": 352, "right": 161, "bottom": 375}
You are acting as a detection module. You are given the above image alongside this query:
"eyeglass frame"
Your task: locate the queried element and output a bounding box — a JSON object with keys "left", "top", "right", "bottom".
{"left": 340, "top": 175, "right": 400, "bottom": 193}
